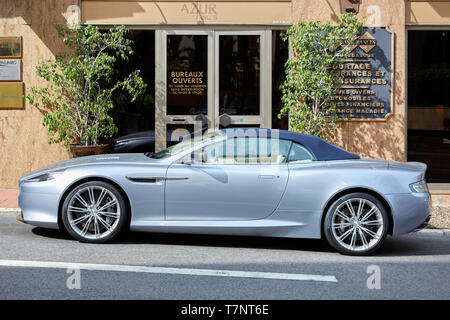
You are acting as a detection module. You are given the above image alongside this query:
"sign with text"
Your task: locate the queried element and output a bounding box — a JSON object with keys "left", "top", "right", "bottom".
{"left": 331, "top": 28, "right": 392, "bottom": 119}
{"left": 181, "top": 2, "right": 218, "bottom": 21}
{"left": 0, "top": 59, "right": 21, "bottom": 81}
{"left": 168, "top": 71, "right": 206, "bottom": 96}
{"left": 0, "top": 83, "right": 24, "bottom": 109}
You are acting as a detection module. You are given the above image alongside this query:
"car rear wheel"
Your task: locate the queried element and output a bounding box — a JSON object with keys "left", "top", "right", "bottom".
{"left": 61, "top": 181, "right": 128, "bottom": 243}
{"left": 323, "top": 193, "right": 389, "bottom": 256}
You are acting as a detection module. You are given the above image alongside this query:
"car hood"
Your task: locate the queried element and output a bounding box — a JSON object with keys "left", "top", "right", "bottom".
{"left": 19, "top": 153, "right": 160, "bottom": 182}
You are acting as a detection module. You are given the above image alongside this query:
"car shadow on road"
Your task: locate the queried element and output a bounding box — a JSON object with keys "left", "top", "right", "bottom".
{"left": 31, "top": 227, "right": 334, "bottom": 253}
{"left": 120, "top": 232, "right": 450, "bottom": 256}
{"left": 31, "top": 227, "right": 449, "bottom": 256}
{"left": 122, "top": 232, "right": 336, "bottom": 253}
{"left": 31, "top": 227, "right": 72, "bottom": 240}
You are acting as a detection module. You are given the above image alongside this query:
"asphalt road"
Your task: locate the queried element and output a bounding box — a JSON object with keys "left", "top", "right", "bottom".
{"left": 0, "top": 214, "right": 449, "bottom": 300}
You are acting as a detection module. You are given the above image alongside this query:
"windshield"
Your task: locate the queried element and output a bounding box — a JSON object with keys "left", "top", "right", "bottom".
{"left": 149, "top": 131, "right": 220, "bottom": 159}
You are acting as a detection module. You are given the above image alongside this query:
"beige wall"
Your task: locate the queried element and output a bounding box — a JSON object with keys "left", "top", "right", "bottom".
{"left": 293, "top": 0, "right": 407, "bottom": 162}
{"left": 82, "top": 0, "right": 292, "bottom": 25}
{"left": 407, "top": 1, "right": 450, "bottom": 24}
{"left": 0, "top": 0, "right": 74, "bottom": 188}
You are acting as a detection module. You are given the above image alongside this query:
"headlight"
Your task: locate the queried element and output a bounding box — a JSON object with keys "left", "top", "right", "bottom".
{"left": 409, "top": 180, "right": 428, "bottom": 193}
{"left": 26, "top": 169, "right": 66, "bottom": 182}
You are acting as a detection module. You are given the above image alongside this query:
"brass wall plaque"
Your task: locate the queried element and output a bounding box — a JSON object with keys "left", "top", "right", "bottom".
{"left": 0, "top": 83, "right": 24, "bottom": 109}
{"left": 0, "top": 37, "right": 22, "bottom": 58}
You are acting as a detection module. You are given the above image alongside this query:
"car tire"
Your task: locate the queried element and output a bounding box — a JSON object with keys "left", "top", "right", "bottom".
{"left": 61, "top": 181, "right": 128, "bottom": 243}
{"left": 323, "top": 193, "right": 389, "bottom": 256}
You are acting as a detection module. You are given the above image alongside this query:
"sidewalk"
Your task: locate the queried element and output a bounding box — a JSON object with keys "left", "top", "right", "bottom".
{"left": 0, "top": 188, "right": 19, "bottom": 209}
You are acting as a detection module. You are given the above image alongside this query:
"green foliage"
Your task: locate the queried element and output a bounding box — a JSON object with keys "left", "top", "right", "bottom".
{"left": 27, "top": 24, "right": 147, "bottom": 149}
{"left": 280, "top": 13, "right": 363, "bottom": 142}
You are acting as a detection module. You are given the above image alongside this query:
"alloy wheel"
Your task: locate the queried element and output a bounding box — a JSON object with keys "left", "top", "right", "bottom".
{"left": 331, "top": 198, "right": 384, "bottom": 252}
{"left": 65, "top": 184, "right": 122, "bottom": 241}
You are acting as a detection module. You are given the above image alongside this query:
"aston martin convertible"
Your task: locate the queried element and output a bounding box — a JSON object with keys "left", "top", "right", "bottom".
{"left": 17, "top": 128, "right": 431, "bottom": 255}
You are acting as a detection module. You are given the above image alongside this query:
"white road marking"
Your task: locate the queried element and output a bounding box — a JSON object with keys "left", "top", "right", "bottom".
{"left": 0, "top": 259, "right": 338, "bottom": 283}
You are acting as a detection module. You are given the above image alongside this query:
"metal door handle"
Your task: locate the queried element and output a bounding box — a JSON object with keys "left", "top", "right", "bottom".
{"left": 258, "top": 175, "right": 277, "bottom": 179}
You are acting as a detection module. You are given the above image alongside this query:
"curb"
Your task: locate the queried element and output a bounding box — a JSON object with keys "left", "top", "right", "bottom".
{"left": 0, "top": 207, "right": 449, "bottom": 238}
{"left": 0, "top": 208, "right": 20, "bottom": 215}
{"left": 409, "top": 228, "right": 450, "bottom": 238}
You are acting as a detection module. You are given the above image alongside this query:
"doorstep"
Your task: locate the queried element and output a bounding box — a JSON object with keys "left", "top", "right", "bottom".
{"left": 428, "top": 183, "right": 450, "bottom": 206}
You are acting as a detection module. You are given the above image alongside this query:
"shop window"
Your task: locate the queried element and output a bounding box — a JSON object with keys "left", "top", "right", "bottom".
{"left": 111, "top": 30, "right": 156, "bottom": 143}
{"left": 408, "top": 30, "right": 450, "bottom": 182}
{"left": 272, "top": 30, "right": 289, "bottom": 130}
{"left": 219, "top": 35, "right": 260, "bottom": 116}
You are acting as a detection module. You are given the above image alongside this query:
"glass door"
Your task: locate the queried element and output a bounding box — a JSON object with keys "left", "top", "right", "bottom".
{"left": 156, "top": 30, "right": 214, "bottom": 150}
{"left": 155, "top": 29, "right": 271, "bottom": 151}
{"left": 214, "top": 31, "right": 268, "bottom": 129}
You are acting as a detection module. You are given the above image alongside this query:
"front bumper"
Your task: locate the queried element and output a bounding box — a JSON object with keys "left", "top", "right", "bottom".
{"left": 18, "top": 185, "right": 61, "bottom": 229}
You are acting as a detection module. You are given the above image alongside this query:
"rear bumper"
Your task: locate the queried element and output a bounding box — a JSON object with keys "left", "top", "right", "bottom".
{"left": 414, "top": 214, "right": 431, "bottom": 231}
{"left": 385, "top": 192, "right": 431, "bottom": 236}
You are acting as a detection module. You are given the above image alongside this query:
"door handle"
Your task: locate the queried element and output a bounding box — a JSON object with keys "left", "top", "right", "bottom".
{"left": 258, "top": 175, "right": 277, "bottom": 179}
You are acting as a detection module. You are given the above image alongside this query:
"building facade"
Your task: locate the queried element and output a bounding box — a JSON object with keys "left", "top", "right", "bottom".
{"left": 0, "top": 0, "right": 449, "bottom": 188}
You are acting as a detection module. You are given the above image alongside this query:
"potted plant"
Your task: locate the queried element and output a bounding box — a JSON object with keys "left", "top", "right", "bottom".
{"left": 279, "top": 13, "right": 362, "bottom": 142}
{"left": 27, "top": 24, "right": 146, "bottom": 157}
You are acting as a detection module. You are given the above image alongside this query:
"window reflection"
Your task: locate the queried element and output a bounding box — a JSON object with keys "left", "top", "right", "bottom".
{"left": 408, "top": 30, "right": 450, "bottom": 182}
{"left": 111, "top": 30, "right": 155, "bottom": 142}
{"left": 219, "top": 35, "right": 260, "bottom": 116}
{"left": 272, "top": 30, "right": 289, "bottom": 130}
{"left": 203, "top": 137, "right": 291, "bottom": 164}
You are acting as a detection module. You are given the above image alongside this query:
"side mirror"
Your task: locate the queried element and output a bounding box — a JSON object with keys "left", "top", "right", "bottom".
{"left": 190, "top": 150, "right": 207, "bottom": 163}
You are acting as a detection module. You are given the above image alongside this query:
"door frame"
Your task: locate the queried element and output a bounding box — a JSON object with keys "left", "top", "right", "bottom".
{"left": 156, "top": 29, "right": 215, "bottom": 151}
{"left": 155, "top": 28, "right": 273, "bottom": 151}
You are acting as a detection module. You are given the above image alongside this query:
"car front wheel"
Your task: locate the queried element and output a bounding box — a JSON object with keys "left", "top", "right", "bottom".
{"left": 323, "top": 193, "right": 389, "bottom": 255}
{"left": 61, "top": 181, "right": 128, "bottom": 243}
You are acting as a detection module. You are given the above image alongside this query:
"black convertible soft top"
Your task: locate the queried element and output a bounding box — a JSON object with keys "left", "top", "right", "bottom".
{"left": 220, "top": 128, "right": 360, "bottom": 161}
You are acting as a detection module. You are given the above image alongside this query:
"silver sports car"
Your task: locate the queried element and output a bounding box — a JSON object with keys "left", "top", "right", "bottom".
{"left": 17, "top": 128, "right": 431, "bottom": 255}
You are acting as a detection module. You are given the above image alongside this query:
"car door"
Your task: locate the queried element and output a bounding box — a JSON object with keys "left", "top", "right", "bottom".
{"left": 164, "top": 137, "right": 291, "bottom": 220}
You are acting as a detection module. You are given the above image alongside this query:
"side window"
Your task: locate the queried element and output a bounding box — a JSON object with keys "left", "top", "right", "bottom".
{"left": 288, "top": 143, "right": 315, "bottom": 163}
{"left": 201, "top": 137, "right": 292, "bottom": 164}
